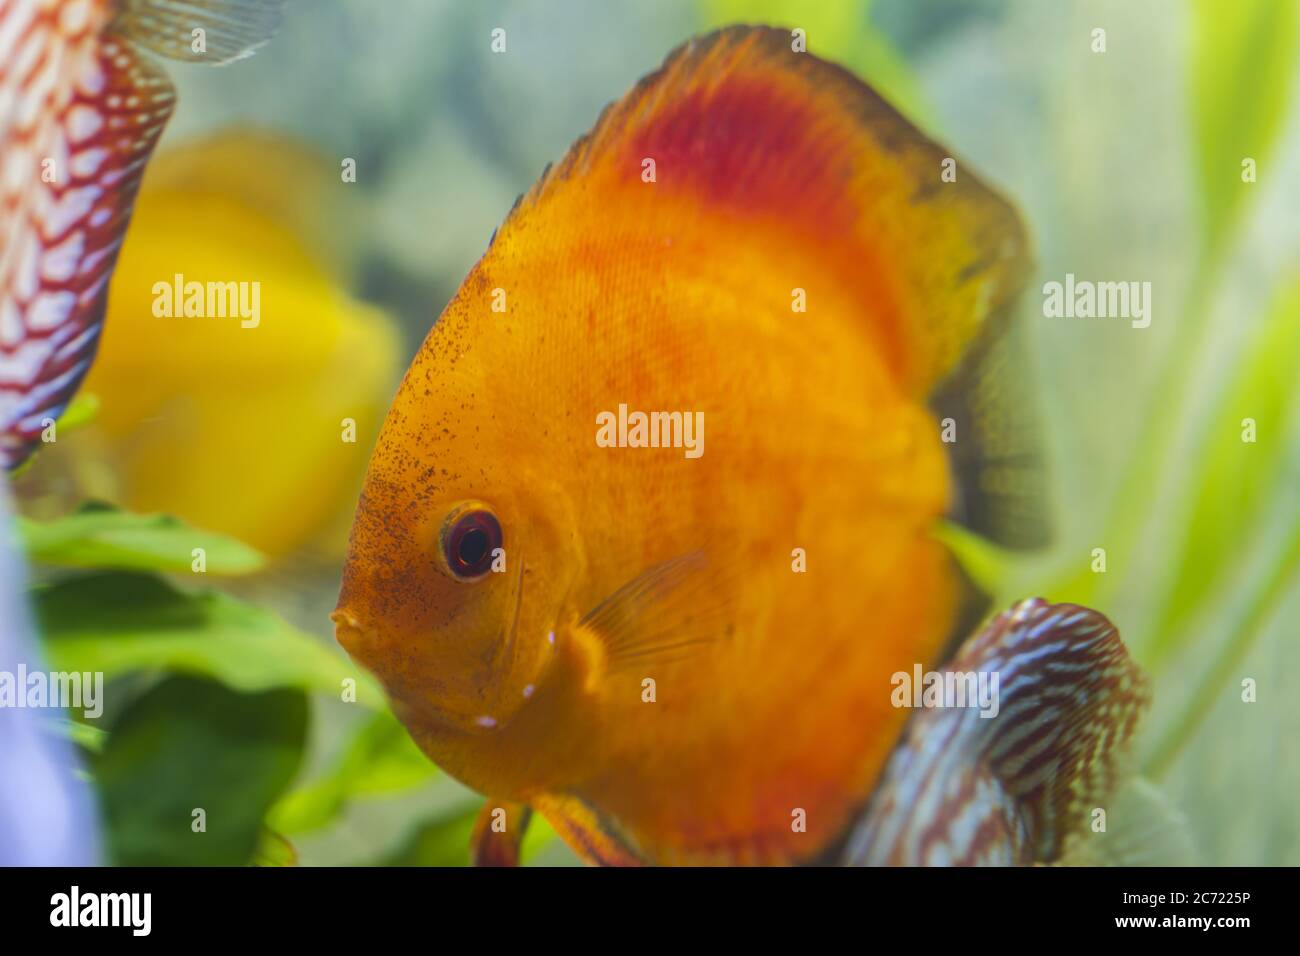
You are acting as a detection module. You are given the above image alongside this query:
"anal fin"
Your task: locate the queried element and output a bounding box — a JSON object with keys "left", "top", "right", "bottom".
{"left": 531, "top": 793, "right": 646, "bottom": 867}
{"left": 470, "top": 800, "right": 532, "bottom": 867}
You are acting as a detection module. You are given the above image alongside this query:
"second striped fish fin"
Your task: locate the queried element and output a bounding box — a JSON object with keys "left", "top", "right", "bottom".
{"left": 842, "top": 598, "right": 1150, "bottom": 866}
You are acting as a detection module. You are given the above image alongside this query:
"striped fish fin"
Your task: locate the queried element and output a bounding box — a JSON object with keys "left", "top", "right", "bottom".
{"left": 0, "top": 0, "right": 282, "bottom": 470}
{"left": 110, "top": 0, "right": 285, "bottom": 65}
{"left": 0, "top": 16, "right": 176, "bottom": 469}
{"left": 842, "top": 598, "right": 1150, "bottom": 866}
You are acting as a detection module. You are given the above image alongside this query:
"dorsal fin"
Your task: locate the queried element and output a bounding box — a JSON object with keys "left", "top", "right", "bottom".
{"left": 842, "top": 599, "right": 1150, "bottom": 865}
{"left": 931, "top": 325, "right": 1051, "bottom": 548}
{"left": 503, "top": 24, "right": 1030, "bottom": 397}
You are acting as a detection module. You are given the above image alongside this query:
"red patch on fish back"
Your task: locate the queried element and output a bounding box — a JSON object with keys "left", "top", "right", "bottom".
{"left": 507, "top": 27, "right": 1029, "bottom": 394}
{"left": 626, "top": 78, "right": 856, "bottom": 236}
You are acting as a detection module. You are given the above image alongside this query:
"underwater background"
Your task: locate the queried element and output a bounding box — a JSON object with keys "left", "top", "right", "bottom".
{"left": 4, "top": 0, "right": 1298, "bottom": 865}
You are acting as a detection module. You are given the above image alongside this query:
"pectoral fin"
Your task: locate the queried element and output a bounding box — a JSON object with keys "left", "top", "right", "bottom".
{"left": 843, "top": 598, "right": 1150, "bottom": 866}
{"left": 574, "top": 551, "right": 731, "bottom": 673}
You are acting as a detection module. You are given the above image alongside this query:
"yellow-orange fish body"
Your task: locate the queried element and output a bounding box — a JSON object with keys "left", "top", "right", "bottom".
{"left": 336, "top": 27, "right": 1102, "bottom": 866}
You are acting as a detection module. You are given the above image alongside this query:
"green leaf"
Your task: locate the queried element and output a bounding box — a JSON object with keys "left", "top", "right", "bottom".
{"left": 252, "top": 828, "right": 299, "bottom": 867}
{"left": 269, "top": 709, "right": 437, "bottom": 834}
{"left": 35, "top": 571, "right": 380, "bottom": 701}
{"left": 379, "top": 800, "right": 563, "bottom": 867}
{"left": 378, "top": 803, "right": 480, "bottom": 867}
{"left": 1146, "top": 526, "right": 1300, "bottom": 780}
{"left": 1146, "top": 281, "right": 1300, "bottom": 665}
{"left": 519, "top": 811, "right": 561, "bottom": 865}
{"left": 93, "top": 676, "right": 307, "bottom": 865}
{"left": 1191, "top": 0, "right": 1298, "bottom": 257}
{"left": 702, "top": 0, "right": 865, "bottom": 39}
{"left": 55, "top": 392, "right": 100, "bottom": 432}
{"left": 1094, "top": 0, "right": 1298, "bottom": 593}
{"left": 57, "top": 718, "right": 107, "bottom": 754}
{"left": 17, "top": 502, "right": 264, "bottom": 575}
{"left": 932, "top": 520, "right": 1011, "bottom": 599}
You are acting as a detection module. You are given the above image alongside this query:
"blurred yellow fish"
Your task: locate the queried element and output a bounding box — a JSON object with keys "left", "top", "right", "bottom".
{"left": 334, "top": 26, "right": 1148, "bottom": 865}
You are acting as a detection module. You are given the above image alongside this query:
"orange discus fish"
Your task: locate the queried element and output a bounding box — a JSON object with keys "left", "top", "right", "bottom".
{"left": 0, "top": 0, "right": 282, "bottom": 469}
{"left": 334, "top": 26, "right": 1148, "bottom": 866}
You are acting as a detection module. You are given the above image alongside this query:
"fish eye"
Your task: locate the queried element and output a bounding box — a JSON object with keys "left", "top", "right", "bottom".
{"left": 437, "top": 503, "right": 503, "bottom": 582}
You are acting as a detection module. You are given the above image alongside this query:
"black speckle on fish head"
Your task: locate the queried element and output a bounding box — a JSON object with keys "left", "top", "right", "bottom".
{"left": 333, "top": 279, "right": 579, "bottom": 738}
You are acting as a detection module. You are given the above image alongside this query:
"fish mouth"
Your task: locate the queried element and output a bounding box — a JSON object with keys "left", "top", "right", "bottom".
{"left": 328, "top": 562, "right": 532, "bottom": 736}
{"left": 330, "top": 605, "right": 500, "bottom": 735}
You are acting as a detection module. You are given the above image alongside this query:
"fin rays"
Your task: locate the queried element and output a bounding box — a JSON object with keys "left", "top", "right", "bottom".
{"left": 110, "top": 0, "right": 285, "bottom": 65}
{"left": 577, "top": 551, "right": 729, "bottom": 672}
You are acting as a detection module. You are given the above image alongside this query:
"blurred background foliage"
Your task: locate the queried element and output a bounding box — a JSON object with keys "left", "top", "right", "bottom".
{"left": 6, "top": 0, "right": 1300, "bottom": 865}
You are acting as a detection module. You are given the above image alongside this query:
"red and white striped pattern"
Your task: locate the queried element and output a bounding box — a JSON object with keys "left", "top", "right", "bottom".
{"left": 843, "top": 598, "right": 1150, "bottom": 866}
{"left": 0, "top": 0, "right": 175, "bottom": 469}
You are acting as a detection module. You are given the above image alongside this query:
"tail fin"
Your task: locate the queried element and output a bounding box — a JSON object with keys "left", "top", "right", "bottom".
{"left": 843, "top": 599, "right": 1149, "bottom": 865}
